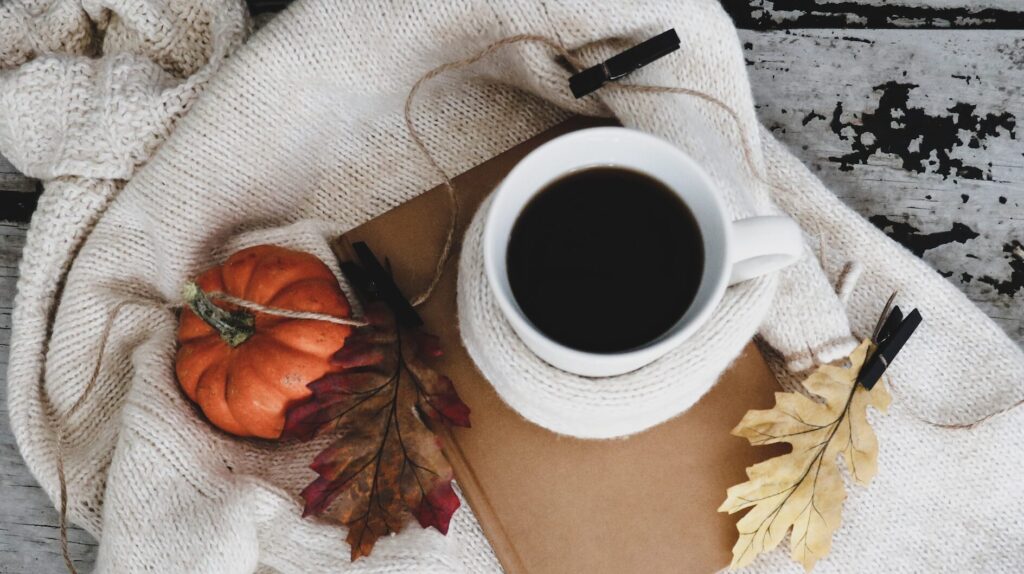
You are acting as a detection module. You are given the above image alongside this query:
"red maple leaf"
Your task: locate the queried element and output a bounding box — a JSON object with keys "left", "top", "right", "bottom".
{"left": 284, "top": 302, "right": 470, "bottom": 559}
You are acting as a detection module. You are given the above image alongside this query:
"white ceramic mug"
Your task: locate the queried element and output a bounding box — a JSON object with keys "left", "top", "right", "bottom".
{"left": 483, "top": 127, "right": 803, "bottom": 377}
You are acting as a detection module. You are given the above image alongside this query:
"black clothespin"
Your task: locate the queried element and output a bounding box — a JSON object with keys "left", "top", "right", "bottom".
{"left": 857, "top": 293, "right": 922, "bottom": 390}
{"left": 569, "top": 29, "right": 681, "bottom": 98}
{"left": 339, "top": 241, "right": 423, "bottom": 328}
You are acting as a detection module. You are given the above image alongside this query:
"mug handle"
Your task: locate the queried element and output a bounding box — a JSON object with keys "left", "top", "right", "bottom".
{"left": 728, "top": 216, "right": 804, "bottom": 285}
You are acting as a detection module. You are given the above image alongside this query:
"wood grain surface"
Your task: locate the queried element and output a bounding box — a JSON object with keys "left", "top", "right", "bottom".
{"left": 2, "top": 1, "right": 1022, "bottom": 572}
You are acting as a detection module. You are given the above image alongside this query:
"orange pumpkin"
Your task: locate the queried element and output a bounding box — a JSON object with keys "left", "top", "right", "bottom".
{"left": 176, "top": 245, "right": 352, "bottom": 439}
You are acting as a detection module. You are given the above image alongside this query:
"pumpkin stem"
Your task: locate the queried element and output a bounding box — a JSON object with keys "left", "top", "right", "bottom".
{"left": 182, "top": 281, "right": 255, "bottom": 347}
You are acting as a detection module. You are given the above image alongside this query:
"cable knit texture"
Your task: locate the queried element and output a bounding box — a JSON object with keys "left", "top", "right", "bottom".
{"left": 3, "top": 0, "right": 1024, "bottom": 572}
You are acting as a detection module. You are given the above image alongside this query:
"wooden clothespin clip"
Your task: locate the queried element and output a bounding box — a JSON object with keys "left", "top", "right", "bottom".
{"left": 857, "top": 292, "right": 922, "bottom": 390}
{"left": 569, "top": 29, "right": 681, "bottom": 98}
{"left": 339, "top": 241, "right": 423, "bottom": 328}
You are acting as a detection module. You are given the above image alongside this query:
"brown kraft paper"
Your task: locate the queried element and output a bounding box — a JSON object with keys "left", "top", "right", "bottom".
{"left": 335, "top": 116, "right": 783, "bottom": 574}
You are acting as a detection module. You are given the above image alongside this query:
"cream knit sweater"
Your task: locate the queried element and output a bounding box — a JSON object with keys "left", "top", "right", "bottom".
{"left": 4, "top": 1, "right": 1023, "bottom": 572}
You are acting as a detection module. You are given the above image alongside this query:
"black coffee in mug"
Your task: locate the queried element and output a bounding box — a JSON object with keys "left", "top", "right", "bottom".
{"left": 506, "top": 167, "right": 704, "bottom": 353}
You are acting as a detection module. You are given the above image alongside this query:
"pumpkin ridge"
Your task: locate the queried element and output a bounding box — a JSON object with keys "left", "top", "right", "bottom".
{"left": 179, "top": 336, "right": 235, "bottom": 397}
{"left": 221, "top": 246, "right": 262, "bottom": 298}
{"left": 177, "top": 340, "right": 218, "bottom": 399}
{"left": 174, "top": 245, "right": 353, "bottom": 439}
{"left": 255, "top": 326, "right": 342, "bottom": 362}
{"left": 196, "top": 362, "right": 248, "bottom": 436}
{"left": 226, "top": 359, "right": 291, "bottom": 438}
{"left": 242, "top": 250, "right": 335, "bottom": 304}
{"left": 235, "top": 336, "right": 330, "bottom": 393}
{"left": 260, "top": 273, "right": 343, "bottom": 310}
{"left": 265, "top": 276, "right": 351, "bottom": 314}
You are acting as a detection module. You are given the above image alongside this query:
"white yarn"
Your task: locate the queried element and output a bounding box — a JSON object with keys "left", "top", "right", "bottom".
{"left": 4, "top": 0, "right": 1024, "bottom": 573}
{"left": 459, "top": 196, "right": 776, "bottom": 439}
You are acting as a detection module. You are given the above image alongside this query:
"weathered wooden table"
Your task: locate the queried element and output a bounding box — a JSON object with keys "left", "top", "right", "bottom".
{"left": 2, "top": 1, "right": 1022, "bottom": 571}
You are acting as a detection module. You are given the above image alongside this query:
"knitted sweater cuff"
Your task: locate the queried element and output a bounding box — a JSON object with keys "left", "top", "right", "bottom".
{"left": 759, "top": 251, "right": 859, "bottom": 372}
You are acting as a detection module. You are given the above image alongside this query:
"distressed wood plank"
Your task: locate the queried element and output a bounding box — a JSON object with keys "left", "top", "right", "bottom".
{"left": 1, "top": 155, "right": 40, "bottom": 224}
{"left": 2, "top": 14, "right": 1024, "bottom": 574}
{"left": 1, "top": 156, "right": 36, "bottom": 193}
{"left": 723, "top": 0, "right": 1024, "bottom": 30}
{"left": 741, "top": 28, "right": 1024, "bottom": 341}
{"left": 0, "top": 222, "right": 99, "bottom": 574}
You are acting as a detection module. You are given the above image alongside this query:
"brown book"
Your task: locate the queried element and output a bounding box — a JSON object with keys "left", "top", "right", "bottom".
{"left": 335, "top": 117, "right": 781, "bottom": 574}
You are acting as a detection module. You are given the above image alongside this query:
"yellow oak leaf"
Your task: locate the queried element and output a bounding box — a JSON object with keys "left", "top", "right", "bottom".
{"left": 719, "top": 339, "right": 890, "bottom": 571}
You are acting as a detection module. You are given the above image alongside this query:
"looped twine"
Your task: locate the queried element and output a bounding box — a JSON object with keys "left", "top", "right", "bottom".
{"left": 45, "top": 31, "right": 1023, "bottom": 574}
{"left": 402, "top": 34, "right": 585, "bottom": 306}
{"left": 52, "top": 287, "right": 361, "bottom": 573}
{"left": 404, "top": 35, "right": 1024, "bottom": 433}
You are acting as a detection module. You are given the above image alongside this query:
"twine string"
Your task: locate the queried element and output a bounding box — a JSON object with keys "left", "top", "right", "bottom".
{"left": 51, "top": 290, "right": 360, "bottom": 573}
{"left": 49, "top": 37, "right": 581, "bottom": 573}
{"left": 402, "top": 34, "right": 585, "bottom": 307}
{"left": 885, "top": 376, "right": 1024, "bottom": 431}
{"left": 45, "top": 32, "right": 1022, "bottom": 574}
{"left": 597, "top": 82, "right": 1024, "bottom": 431}
{"left": 204, "top": 290, "right": 368, "bottom": 327}
{"left": 53, "top": 296, "right": 178, "bottom": 574}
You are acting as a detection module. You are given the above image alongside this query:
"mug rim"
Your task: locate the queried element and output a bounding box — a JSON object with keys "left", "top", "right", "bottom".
{"left": 482, "top": 126, "right": 733, "bottom": 376}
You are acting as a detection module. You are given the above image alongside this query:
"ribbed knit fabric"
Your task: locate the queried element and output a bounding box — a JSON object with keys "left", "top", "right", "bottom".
{"left": 4, "top": 1, "right": 1024, "bottom": 572}
{"left": 459, "top": 196, "right": 780, "bottom": 439}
